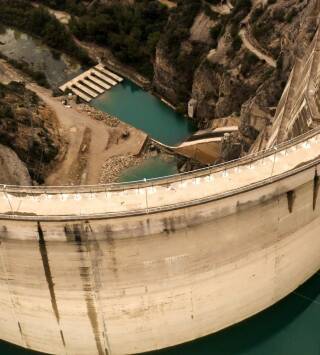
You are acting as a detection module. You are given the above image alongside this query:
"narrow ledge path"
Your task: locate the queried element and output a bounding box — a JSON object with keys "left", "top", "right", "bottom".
{"left": 239, "top": 28, "right": 277, "bottom": 68}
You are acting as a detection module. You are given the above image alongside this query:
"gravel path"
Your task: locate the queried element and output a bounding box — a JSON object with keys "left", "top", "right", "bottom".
{"left": 239, "top": 28, "right": 277, "bottom": 68}
{"left": 0, "top": 60, "right": 151, "bottom": 186}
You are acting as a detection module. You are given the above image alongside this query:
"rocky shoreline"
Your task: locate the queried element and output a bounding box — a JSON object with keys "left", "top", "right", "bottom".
{"left": 99, "top": 149, "right": 176, "bottom": 184}
{"left": 78, "top": 104, "right": 121, "bottom": 127}
{"left": 77, "top": 103, "right": 177, "bottom": 184}
{"left": 99, "top": 154, "right": 145, "bottom": 184}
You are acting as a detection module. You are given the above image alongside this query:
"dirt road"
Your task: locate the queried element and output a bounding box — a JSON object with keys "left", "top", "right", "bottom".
{"left": 29, "top": 84, "right": 148, "bottom": 185}
{"left": 239, "top": 28, "right": 277, "bottom": 68}
{"left": 28, "top": 84, "right": 113, "bottom": 185}
{"left": 0, "top": 59, "right": 148, "bottom": 185}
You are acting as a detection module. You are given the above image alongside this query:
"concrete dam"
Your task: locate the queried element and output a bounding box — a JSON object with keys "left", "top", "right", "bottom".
{"left": 1, "top": 25, "right": 320, "bottom": 355}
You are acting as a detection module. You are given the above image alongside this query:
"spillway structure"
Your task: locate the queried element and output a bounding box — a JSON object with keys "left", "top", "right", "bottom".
{"left": 59, "top": 64, "right": 123, "bottom": 102}
{"left": 1, "top": 23, "right": 320, "bottom": 355}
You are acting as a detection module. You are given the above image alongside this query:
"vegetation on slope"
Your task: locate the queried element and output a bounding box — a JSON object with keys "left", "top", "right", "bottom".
{"left": 69, "top": 0, "right": 169, "bottom": 78}
{"left": 0, "top": 0, "right": 92, "bottom": 66}
{"left": 155, "top": 0, "right": 253, "bottom": 107}
{"left": 154, "top": 0, "right": 306, "bottom": 114}
{"left": 34, "top": 0, "right": 86, "bottom": 15}
{"left": 0, "top": 81, "right": 62, "bottom": 182}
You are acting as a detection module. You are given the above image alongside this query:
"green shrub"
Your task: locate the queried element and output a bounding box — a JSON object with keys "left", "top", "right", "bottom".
{"left": 69, "top": 0, "right": 169, "bottom": 78}
{"left": 0, "top": 0, "right": 92, "bottom": 66}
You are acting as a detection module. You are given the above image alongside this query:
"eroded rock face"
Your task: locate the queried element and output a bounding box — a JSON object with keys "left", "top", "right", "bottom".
{"left": 153, "top": 45, "right": 182, "bottom": 104}
{"left": 0, "top": 81, "right": 62, "bottom": 183}
{"left": 152, "top": 1, "right": 208, "bottom": 108}
{"left": 0, "top": 144, "right": 31, "bottom": 185}
{"left": 190, "top": 12, "right": 216, "bottom": 43}
{"left": 191, "top": 61, "right": 220, "bottom": 126}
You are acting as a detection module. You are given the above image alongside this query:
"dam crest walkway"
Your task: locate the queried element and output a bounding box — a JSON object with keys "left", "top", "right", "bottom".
{"left": 1, "top": 127, "right": 320, "bottom": 220}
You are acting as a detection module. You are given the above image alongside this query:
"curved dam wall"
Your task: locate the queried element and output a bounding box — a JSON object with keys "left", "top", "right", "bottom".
{"left": 0, "top": 130, "right": 320, "bottom": 354}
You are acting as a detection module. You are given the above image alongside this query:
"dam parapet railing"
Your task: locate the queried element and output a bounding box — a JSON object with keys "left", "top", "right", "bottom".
{"left": 0, "top": 126, "right": 320, "bottom": 220}
{"left": 1, "top": 126, "right": 320, "bottom": 195}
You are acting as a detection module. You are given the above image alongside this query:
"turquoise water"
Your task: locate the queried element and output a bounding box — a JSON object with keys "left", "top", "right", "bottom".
{"left": 118, "top": 156, "right": 178, "bottom": 182}
{"left": 1, "top": 272, "right": 319, "bottom": 355}
{"left": 91, "top": 80, "right": 196, "bottom": 146}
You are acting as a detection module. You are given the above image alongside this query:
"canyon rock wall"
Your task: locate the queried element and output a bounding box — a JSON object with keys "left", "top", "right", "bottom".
{"left": 153, "top": 0, "right": 320, "bottom": 151}
{"left": 0, "top": 144, "right": 31, "bottom": 185}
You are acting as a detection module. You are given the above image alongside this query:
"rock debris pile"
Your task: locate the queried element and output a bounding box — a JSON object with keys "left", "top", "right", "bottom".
{"left": 99, "top": 154, "right": 144, "bottom": 184}
{"left": 78, "top": 104, "right": 120, "bottom": 127}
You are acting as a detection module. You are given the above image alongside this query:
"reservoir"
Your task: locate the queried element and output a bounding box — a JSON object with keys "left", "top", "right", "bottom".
{"left": 91, "top": 80, "right": 196, "bottom": 180}
{"left": 1, "top": 272, "right": 319, "bottom": 354}
{"left": 91, "top": 80, "right": 196, "bottom": 146}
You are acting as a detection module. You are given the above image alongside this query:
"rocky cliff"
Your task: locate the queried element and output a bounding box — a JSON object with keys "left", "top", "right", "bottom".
{"left": 0, "top": 81, "right": 62, "bottom": 184}
{"left": 153, "top": 0, "right": 320, "bottom": 153}
{"left": 0, "top": 144, "right": 32, "bottom": 185}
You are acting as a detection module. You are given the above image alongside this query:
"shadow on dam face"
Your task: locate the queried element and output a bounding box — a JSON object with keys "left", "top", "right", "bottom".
{"left": 146, "top": 272, "right": 320, "bottom": 355}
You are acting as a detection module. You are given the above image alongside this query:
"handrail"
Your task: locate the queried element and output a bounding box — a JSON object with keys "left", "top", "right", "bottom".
{"left": 1, "top": 152, "right": 319, "bottom": 221}
{"left": 1, "top": 126, "right": 319, "bottom": 194}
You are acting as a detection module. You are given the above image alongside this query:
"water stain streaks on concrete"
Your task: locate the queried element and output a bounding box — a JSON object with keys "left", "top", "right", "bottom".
{"left": 65, "top": 224, "right": 107, "bottom": 355}
{"left": 286, "top": 190, "right": 296, "bottom": 214}
{"left": 37, "top": 222, "right": 60, "bottom": 324}
{"left": 313, "top": 171, "right": 320, "bottom": 210}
